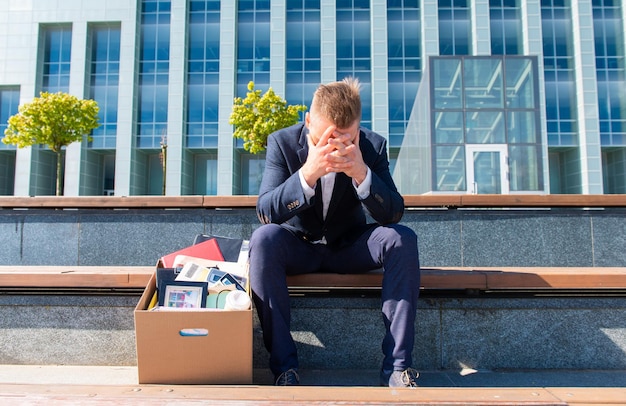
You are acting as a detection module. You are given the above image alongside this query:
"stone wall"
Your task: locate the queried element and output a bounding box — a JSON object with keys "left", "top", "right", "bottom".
{"left": 1, "top": 207, "right": 624, "bottom": 267}
{"left": 1, "top": 293, "right": 625, "bottom": 370}
{"left": 1, "top": 206, "right": 625, "bottom": 371}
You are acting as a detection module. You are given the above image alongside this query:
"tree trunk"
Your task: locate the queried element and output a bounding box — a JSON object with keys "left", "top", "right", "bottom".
{"left": 56, "top": 150, "right": 63, "bottom": 196}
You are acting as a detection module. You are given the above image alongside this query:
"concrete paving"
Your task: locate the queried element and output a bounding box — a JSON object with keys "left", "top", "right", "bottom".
{"left": 0, "top": 365, "right": 624, "bottom": 388}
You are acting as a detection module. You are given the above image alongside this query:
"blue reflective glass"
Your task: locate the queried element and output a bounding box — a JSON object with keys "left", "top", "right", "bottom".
{"left": 142, "top": 1, "right": 157, "bottom": 12}
{"left": 60, "top": 75, "right": 70, "bottom": 88}
{"left": 45, "top": 64, "right": 58, "bottom": 75}
{"left": 464, "top": 59, "right": 503, "bottom": 109}
{"left": 433, "top": 59, "right": 462, "bottom": 109}
{"left": 509, "top": 145, "right": 541, "bottom": 191}
{"left": 434, "top": 112, "right": 464, "bottom": 144}
{"left": 187, "top": 136, "right": 202, "bottom": 148}
{"left": 388, "top": 59, "right": 404, "bottom": 70}
{"left": 60, "top": 63, "right": 71, "bottom": 74}
{"left": 354, "top": 24, "right": 370, "bottom": 58}
{"left": 189, "top": 1, "right": 205, "bottom": 12}
{"left": 337, "top": 59, "right": 353, "bottom": 71}
{"left": 0, "top": 88, "right": 20, "bottom": 145}
{"left": 439, "top": 21, "right": 454, "bottom": 55}
{"left": 41, "top": 26, "right": 71, "bottom": 93}
{"left": 156, "top": 26, "right": 171, "bottom": 60}
{"left": 187, "top": 87, "right": 204, "bottom": 122}
{"left": 287, "top": 60, "right": 303, "bottom": 71}
{"left": 507, "top": 111, "right": 538, "bottom": 144}
{"left": 304, "top": 60, "right": 320, "bottom": 71}
{"left": 434, "top": 145, "right": 466, "bottom": 191}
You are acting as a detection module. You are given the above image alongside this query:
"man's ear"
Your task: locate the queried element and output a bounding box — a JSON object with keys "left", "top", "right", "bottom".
{"left": 304, "top": 112, "right": 311, "bottom": 128}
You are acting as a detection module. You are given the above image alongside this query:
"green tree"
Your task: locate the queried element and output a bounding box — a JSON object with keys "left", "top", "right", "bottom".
{"left": 3, "top": 92, "right": 100, "bottom": 196}
{"left": 229, "top": 81, "right": 307, "bottom": 154}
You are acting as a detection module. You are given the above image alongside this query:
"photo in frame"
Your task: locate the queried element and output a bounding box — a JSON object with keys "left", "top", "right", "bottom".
{"left": 157, "top": 280, "right": 208, "bottom": 309}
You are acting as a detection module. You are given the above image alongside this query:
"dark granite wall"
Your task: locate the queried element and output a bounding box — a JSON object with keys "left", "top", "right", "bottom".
{"left": 1, "top": 207, "right": 624, "bottom": 267}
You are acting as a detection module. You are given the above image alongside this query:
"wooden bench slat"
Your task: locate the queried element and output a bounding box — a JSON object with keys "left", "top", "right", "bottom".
{"left": 0, "top": 196, "right": 205, "bottom": 209}
{"left": 479, "top": 267, "right": 626, "bottom": 289}
{"left": 547, "top": 387, "right": 626, "bottom": 405}
{"left": 202, "top": 195, "right": 258, "bottom": 208}
{"left": 459, "top": 194, "right": 626, "bottom": 207}
{"left": 0, "top": 194, "right": 624, "bottom": 209}
{"left": 4, "top": 383, "right": 626, "bottom": 405}
{"left": 0, "top": 266, "right": 154, "bottom": 289}
{"left": 0, "top": 383, "right": 574, "bottom": 405}
{"left": 1, "top": 266, "right": 625, "bottom": 291}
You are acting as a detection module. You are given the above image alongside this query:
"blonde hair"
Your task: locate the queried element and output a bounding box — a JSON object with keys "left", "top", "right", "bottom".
{"left": 311, "top": 77, "right": 361, "bottom": 129}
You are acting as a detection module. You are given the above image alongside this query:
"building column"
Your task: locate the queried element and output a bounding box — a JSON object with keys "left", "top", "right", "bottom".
{"left": 63, "top": 21, "right": 88, "bottom": 196}
{"left": 270, "top": 0, "right": 286, "bottom": 95}
{"left": 471, "top": 0, "right": 491, "bottom": 55}
{"left": 421, "top": 0, "right": 439, "bottom": 58}
{"left": 164, "top": 0, "right": 187, "bottom": 196}
{"left": 113, "top": 2, "right": 139, "bottom": 197}
{"left": 13, "top": 148, "right": 32, "bottom": 196}
{"left": 320, "top": 0, "right": 337, "bottom": 84}
{"left": 522, "top": 0, "right": 550, "bottom": 193}
{"left": 217, "top": 1, "right": 237, "bottom": 195}
{"left": 571, "top": 0, "right": 604, "bottom": 194}
{"left": 370, "top": 0, "right": 389, "bottom": 138}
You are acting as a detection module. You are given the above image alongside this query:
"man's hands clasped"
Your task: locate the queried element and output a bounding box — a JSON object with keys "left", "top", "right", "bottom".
{"left": 301, "top": 124, "right": 368, "bottom": 188}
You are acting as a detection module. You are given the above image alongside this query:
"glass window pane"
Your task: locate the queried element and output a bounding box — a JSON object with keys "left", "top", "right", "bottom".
{"left": 507, "top": 111, "right": 537, "bottom": 143}
{"left": 434, "top": 145, "right": 466, "bottom": 191}
{"left": 472, "top": 151, "right": 502, "bottom": 194}
{"left": 464, "top": 59, "right": 503, "bottom": 109}
{"left": 509, "top": 145, "right": 541, "bottom": 191}
{"left": 434, "top": 112, "right": 464, "bottom": 143}
{"left": 466, "top": 111, "right": 505, "bottom": 143}
{"left": 433, "top": 59, "right": 462, "bottom": 109}
{"left": 194, "top": 154, "right": 218, "bottom": 195}
{"left": 242, "top": 154, "right": 266, "bottom": 195}
{"left": 506, "top": 58, "right": 535, "bottom": 108}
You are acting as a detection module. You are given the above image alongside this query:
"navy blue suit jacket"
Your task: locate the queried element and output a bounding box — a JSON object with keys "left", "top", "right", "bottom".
{"left": 256, "top": 123, "right": 404, "bottom": 249}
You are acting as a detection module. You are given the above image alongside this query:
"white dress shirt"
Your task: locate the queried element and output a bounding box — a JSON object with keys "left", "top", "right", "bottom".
{"left": 299, "top": 168, "right": 372, "bottom": 219}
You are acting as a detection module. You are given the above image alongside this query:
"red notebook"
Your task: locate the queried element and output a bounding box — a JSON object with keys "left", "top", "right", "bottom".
{"left": 160, "top": 238, "right": 224, "bottom": 268}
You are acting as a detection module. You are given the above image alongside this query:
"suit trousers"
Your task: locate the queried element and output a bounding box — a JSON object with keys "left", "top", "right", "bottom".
{"left": 249, "top": 222, "right": 421, "bottom": 376}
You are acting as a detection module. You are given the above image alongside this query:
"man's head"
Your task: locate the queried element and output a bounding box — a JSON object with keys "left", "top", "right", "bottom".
{"left": 305, "top": 77, "right": 362, "bottom": 144}
{"left": 310, "top": 77, "right": 362, "bottom": 129}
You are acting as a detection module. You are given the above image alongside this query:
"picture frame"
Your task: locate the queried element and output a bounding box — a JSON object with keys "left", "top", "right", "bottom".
{"left": 217, "top": 273, "right": 246, "bottom": 292}
{"left": 157, "top": 280, "right": 208, "bottom": 309}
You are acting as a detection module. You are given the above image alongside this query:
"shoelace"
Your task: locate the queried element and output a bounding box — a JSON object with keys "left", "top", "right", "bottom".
{"left": 276, "top": 369, "right": 299, "bottom": 385}
{"left": 401, "top": 368, "right": 419, "bottom": 387}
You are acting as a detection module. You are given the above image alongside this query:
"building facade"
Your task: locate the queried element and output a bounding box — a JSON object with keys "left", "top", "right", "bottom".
{"left": 0, "top": 0, "right": 624, "bottom": 196}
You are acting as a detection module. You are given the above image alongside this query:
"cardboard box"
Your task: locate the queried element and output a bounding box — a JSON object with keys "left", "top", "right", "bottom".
{"left": 134, "top": 272, "right": 253, "bottom": 385}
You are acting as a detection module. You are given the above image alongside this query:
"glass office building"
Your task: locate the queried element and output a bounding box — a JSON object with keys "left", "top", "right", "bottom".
{"left": 0, "top": 0, "right": 624, "bottom": 196}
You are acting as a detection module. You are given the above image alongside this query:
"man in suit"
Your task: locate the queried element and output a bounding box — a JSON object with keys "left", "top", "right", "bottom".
{"left": 249, "top": 77, "right": 421, "bottom": 387}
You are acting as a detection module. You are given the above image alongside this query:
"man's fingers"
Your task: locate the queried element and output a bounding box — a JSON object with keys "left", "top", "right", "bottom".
{"left": 317, "top": 125, "right": 337, "bottom": 147}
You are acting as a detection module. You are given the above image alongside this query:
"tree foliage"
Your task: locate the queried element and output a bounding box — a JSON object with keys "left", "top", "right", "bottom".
{"left": 2, "top": 91, "right": 100, "bottom": 195}
{"left": 229, "top": 81, "right": 307, "bottom": 154}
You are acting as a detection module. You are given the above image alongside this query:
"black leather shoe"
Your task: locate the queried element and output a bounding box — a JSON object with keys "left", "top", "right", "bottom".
{"left": 275, "top": 368, "right": 300, "bottom": 386}
{"left": 380, "top": 367, "right": 419, "bottom": 388}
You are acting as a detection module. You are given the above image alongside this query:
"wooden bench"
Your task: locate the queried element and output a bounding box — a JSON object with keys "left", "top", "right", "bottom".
{"left": 0, "top": 380, "right": 624, "bottom": 405}
{"left": 1, "top": 265, "right": 625, "bottom": 294}
{"left": 0, "top": 193, "right": 625, "bottom": 209}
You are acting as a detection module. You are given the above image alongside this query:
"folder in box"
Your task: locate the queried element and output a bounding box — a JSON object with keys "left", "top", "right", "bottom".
{"left": 160, "top": 238, "right": 224, "bottom": 268}
{"left": 193, "top": 234, "right": 244, "bottom": 263}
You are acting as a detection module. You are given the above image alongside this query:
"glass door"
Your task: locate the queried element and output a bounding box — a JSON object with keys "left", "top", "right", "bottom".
{"left": 466, "top": 145, "right": 509, "bottom": 194}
